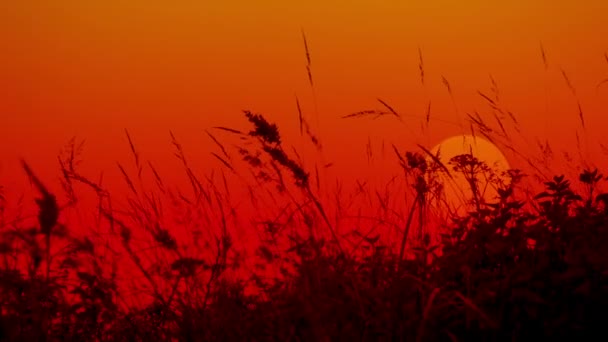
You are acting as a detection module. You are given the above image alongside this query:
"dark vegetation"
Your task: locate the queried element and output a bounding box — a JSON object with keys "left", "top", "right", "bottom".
{"left": 1, "top": 107, "right": 607, "bottom": 341}
{"left": 2, "top": 36, "right": 607, "bottom": 340}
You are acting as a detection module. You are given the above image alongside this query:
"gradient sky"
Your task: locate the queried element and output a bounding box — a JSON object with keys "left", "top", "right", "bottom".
{"left": 1, "top": 1, "right": 607, "bottom": 205}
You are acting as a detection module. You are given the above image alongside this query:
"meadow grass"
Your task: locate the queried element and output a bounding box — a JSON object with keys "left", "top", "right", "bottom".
{"left": 1, "top": 103, "right": 608, "bottom": 341}
{"left": 1, "top": 46, "right": 608, "bottom": 340}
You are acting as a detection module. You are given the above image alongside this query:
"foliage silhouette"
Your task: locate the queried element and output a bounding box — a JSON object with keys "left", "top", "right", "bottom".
{"left": 0, "top": 111, "right": 607, "bottom": 341}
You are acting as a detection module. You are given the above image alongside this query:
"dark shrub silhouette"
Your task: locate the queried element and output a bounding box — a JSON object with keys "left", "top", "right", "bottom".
{"left": 0, "top": 112, "right": 607, "bottom": 341}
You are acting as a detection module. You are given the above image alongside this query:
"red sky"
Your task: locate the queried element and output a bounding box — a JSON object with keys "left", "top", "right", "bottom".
{"left": 1, "top": 1, "right": 607, "bottom": 216}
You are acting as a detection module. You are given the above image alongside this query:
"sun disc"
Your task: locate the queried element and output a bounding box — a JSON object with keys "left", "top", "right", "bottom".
{"left": 428, "top": 134, "right": 510, "bottom": 213}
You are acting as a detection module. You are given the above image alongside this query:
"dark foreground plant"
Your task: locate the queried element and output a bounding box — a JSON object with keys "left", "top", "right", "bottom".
{"left": 1, "top": 112, "right": 608, "bottom": 341}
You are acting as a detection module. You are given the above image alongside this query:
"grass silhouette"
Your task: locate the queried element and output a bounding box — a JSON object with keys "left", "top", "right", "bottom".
{"left": 1, "top": 42, "right": 608, "bottom": 339}
{"left": 1, "top": 106, "right": 608, "bottom": 341}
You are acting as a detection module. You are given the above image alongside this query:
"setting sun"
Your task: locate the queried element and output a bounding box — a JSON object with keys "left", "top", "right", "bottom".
{"left": 429, "top": 134, "right": 511, "bottom": 212}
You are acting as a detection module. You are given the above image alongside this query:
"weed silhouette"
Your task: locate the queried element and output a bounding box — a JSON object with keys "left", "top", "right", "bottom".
{"left": 1, "top": 105, "right": 607, "bottom": 341}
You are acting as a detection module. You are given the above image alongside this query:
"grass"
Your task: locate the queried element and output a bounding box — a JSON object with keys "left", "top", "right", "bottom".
{"left": 2, "top": 111, "right": 608, "bottom": 341}
{"left": 1, "top": 51, "right": 608, "bottom": 340}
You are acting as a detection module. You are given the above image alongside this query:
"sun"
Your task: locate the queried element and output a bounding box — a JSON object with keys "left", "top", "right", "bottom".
{"left": 428, "top": 134, "right": 511, "bottom": 213}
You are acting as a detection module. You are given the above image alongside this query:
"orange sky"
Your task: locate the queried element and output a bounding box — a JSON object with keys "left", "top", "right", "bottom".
{"left": 1, "top": 1, "right": 607, "bottom": 209}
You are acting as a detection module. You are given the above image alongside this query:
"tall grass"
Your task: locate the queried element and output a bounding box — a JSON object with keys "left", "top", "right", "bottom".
{"left": 1, "top": 52, "right": 608, "bottom": 340}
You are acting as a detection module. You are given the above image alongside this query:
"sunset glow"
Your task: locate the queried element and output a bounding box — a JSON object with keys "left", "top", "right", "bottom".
{"left": 1, "top": 1, "right": 607, "bottom": 196}
{"left": 1, "top": 2, "right": 607, "bottom": 339}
